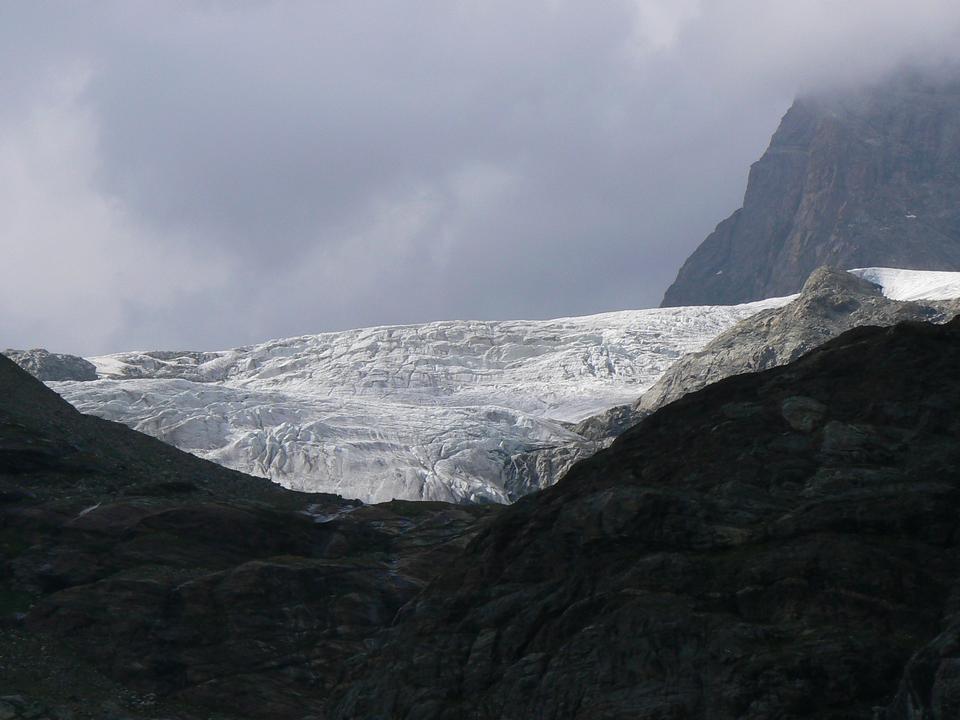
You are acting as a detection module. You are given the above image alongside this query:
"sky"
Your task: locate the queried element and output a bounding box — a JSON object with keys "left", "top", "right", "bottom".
{"left": 3, "top": 1, "right": 960, "bottom": 355}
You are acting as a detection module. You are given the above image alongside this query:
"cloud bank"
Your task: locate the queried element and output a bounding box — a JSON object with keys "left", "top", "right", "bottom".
{"left": 2, "top": 1, "right": 960, "bottom": 354}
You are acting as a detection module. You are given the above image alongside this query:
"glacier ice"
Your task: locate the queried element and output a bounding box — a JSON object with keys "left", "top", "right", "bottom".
{"left": 51, "top": 298, "right": 797, "bottom": 503}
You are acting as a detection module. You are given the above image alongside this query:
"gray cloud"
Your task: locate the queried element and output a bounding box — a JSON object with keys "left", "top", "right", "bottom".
{"left": 2, "top": 1, "right": 960, "bottom": 355}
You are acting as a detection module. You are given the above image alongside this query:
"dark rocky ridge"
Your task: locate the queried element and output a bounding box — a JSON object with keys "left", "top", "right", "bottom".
{"left": 662, "top": 67, "right": 960, "bottom": 307}
{"left": 0, "top": 354, "right": 496, "bottom": 718}
{"left": 332, "top": 318, "right": 960, "bottom": 719}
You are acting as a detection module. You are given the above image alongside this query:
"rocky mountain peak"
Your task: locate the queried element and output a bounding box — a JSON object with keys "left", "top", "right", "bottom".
{"left": 661, "top": 66, "right": 960, "bottom": 307}
{"left": 799, "top": 264, "right": 880, "bottom": 296}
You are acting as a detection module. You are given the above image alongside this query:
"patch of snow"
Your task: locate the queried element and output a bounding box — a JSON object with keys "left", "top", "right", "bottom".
{"left": 849, "top": 267, "right": 960, "bottom": 302}
{"left": 75, "top": 502, "right": 102, "bottom": 519}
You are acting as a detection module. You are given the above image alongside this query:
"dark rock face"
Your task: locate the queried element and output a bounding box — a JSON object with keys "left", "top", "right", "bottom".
{"left": 10, "top": 499, "right": 490, "bottom": 718}
{"left": 571, "top": 402, "right": 646, "bottom": 441}
{"left": 662, "top": 67, "right": 960, "bottom": 307}
{"left": 331, "top": 318, "right": 960, "bottom": 719}
{"left": 0, "top": 354, "right": 495, "bottom": 718}
{"left": 3, "top": 348, "right": 97, "bottom": 382}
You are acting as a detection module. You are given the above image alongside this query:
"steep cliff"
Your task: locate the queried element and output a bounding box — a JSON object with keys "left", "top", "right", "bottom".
{"left": 662, "top": 67, "right": 960, "bottom": 306}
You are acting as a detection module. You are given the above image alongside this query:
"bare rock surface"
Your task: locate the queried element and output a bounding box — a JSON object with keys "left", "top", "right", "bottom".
{"left": 662, "top": 67, "right": 960, "bottom": 307}
{"left": 640, "top": 266, "right": 960, "bottom": 414}
{"left": 0, "top": 353, "right": 494, "bottom": 718}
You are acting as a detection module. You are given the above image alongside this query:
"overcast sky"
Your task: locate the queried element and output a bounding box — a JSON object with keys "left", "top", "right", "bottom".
{"left": 3, "top": 1, "right": 960, "bottom": 355}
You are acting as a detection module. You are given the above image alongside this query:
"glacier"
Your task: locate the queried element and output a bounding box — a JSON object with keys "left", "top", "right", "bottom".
{"left": 50, "top": 299, "right": 791, "bottom": 503}
{"left": 49, "top": 268, "right": 960, "bottom": 504}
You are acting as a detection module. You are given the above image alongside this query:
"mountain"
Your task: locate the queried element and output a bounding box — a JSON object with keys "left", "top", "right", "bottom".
{"left": 0, "top": 349, "right": 298, "bottom": 505}
{"left": 661, "top": 67, "right": 960, "bottom": 307}
{"left": 7, "top": 310, "right": 960, "bottom": 717}
{"left": 12, "top": 269, "right": 960, "bottom": 506}
{"left": 38, "top": 298, "right": 790, "bottom": 504}
{"left": 330, "top": 316, "right": 960, "bottom": 720}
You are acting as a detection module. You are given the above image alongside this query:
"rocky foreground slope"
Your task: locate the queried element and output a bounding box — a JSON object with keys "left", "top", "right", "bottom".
{"left": 331, "top": 316, "right": 960, "bottom": 720}
{"left": 4, "top": 317, "right": 960, "bottom": 718}
{"left": 662, "top": 66, "right": 960, "bottom": 307}
{"left": 0, "top": 352, "right": 493, "bottom": 718}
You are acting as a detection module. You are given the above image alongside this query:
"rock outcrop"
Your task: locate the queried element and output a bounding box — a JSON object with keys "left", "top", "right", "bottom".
{"left": 3, "top": 348, "right": 97, "bottom": 382}
{"left": 662, "top": 66, "right": 960, "bottom": 307}
{"left": 641, "top": 266, "right": 960, "bottom": 414}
